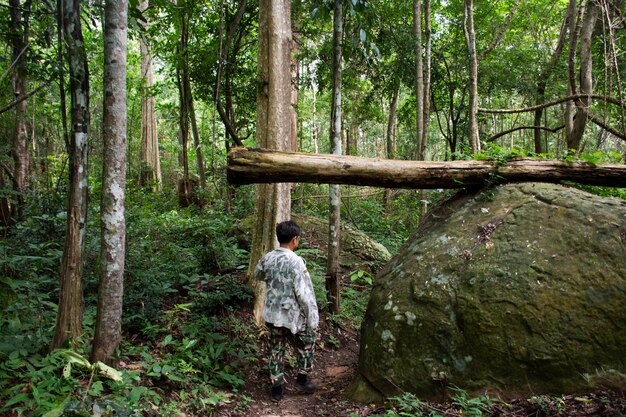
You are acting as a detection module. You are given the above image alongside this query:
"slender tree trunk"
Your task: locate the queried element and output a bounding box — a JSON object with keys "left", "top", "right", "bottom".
{"left": 189, "top": 92, "right": 206, "bottom": 188}
{"left": 176, "top": 6, "right": 191, "bottom": 206}
{"left": 413, "top": 0, "right": 424, "bottom": 159}
{"left": 52, "top": 0, "right": 90, "bottom": 350}
{"left": 248, "top": 0, "right": 293, "bottom": 324}
{"left": 384, "top": 84, "right": 399, "bottom": 211}
{"left": 312, "top": 84, "right": 319, "bottom": 153}
{"left": 92, "top": 0, "right": 127, "bottom": 363}
{"left": 464, "top": 0, "right": 480, "bottom": 153}
{"left": 569, "top": 1, "right": 597, "bottom": 153}
{"left": 9, "top": 0, "right": 31, "bottom": 221}
{"left": 0, "top": 169, "right": 11, "bottom": 228}
{"left": 534, "top": 6, "right": 569, "bottom": 154}
{"left": 139, "top": 0, "right": 161, "bottom": 191}
{"left": 326, "top": 0, "right": 343, "bottom": 315}
{"left": 422, "top": 0, "right": 431, "bottom": 155}
{"left": 57, "top": 0, "right": 69, "bottom": 151}
{"left": 565, "top": 0, "right": 585, "bottom": 146}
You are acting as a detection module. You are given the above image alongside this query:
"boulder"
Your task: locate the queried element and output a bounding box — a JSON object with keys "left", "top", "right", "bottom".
{"left": 236, "top": 214, "right": 391, "bottom": 274}
{"left": 354, "top": 183, "right": 626, "bottom": 400}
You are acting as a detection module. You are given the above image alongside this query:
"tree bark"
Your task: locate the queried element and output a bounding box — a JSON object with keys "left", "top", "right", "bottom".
{"left": 92, "top": 0, "right": 127, "bottom": 363}
{"left": 189, "top": 92, "right": 206, "bottom": 188}
{"left": 569, "top": 1, "right": 598, "bottom": 154}
{"left": 139, "top": 0, "right": 161, "bottom": 191}
{"left": 248, "top": 0, "right": 293, "bottom": 325}
{"left": 9, "top": 0, "right": 31, "bottom": 221}
{"left": 413, "top": 0, "right": 424, "bottom": 159}
{"left": 422, "top": 0, "right": 431, "bottom": 156}
{"left": 566, "top": 0, "right": 585, "bottom": 143}
{"left": 52, "top": 0, "right": 90, "bottom": 350}
{"left": 464, "top": 0, "right": 480, "bottom": 153}
{"left": 326, "top": 0, "right": 343, "bottom": 315}
{"left": 228, "top": 148, "right": 626, "bottom": 189}
{"left": 176, "top": 5, "right": 191, "bottom": 206}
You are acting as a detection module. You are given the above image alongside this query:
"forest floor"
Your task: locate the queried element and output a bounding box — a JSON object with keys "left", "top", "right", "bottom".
{"left": 213, "top": 306, "right": 626, "bottom": 417}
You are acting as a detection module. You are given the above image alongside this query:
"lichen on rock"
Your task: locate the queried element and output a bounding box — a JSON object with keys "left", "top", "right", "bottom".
{"left": 354, "top": 183, "right": 626, "bottom": 400}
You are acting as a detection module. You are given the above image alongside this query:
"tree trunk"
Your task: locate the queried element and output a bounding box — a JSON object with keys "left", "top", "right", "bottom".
{"left": 384, "top": 84, "right": 399, "bottom": 211}
{"left": 139, "top": 0, "right": 161, "bottom": 191}
{"left": 92, "top": 0, "right": 127, "bottom": 363}
{"left": 291, "top": 18, "right": 301, "bottom": 152}
{"left": 565, "top": 0, "right": 584, "bottom": 145}
{"left": 326, "top": 0, "right": 343, "bottom": 315}
{"left": 228, "top": 148, "right": 626, "bottom": 189}
{"left": 569, "top": 1, "right": 597, "bottom": 154}
{"left": 248, "top": 0, "right": 293, "bottom": 325}
{"left": 9, "top": 0, "right": 31, "bottom": 221}
{"left": 422, "top": 0, "right": 431, "bottom": 156}
{"left": 189, "top": 92, "right": 206, "bottom": 188}
{"left": 52, "top": 0, "right": 90, "bottom": 350}
{"left": 413, "top": 0, "right": 424, "bottom": 160}
{"left": 0, "top": 169, "right": 12, "bottom": 229}
{"left": 464, "top": 0, "right": 480, "bottom": 153}
{"left": 534, "top": 6, "right": 569, "bottom": 154}
{"left": 176, "top": 5, "right": 191, "bottom": 207}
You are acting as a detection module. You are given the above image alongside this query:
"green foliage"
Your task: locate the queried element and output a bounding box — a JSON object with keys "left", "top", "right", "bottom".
{"left": 372, "top": 388, "right": 496, "bottom": 417}
{"left": 123, "top": 190, "right": 249, "bottom": 329}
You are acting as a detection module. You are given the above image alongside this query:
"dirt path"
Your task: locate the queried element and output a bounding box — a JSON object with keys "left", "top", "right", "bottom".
{"left": 215, "top": 324, "right": 376, "bottom": 417}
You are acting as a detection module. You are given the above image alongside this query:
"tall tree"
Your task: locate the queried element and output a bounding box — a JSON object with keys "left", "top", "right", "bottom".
{"left": 138, "top": 0, "right": 161, "bottom": 191}
{"left": 464, "top": 0, "right": 480, "bottom": 153}
{"left": 8, "top": 0, "right": 32, "bottom": 221}
{"left": 92, "top": 0, "right": 128, "bottom": 363}
{"left": 51, "top": 0, "right": 90, "bottom": 350}
{"left": 176, "top": 1, "right": 192, "bottom": 206}
{"left": 413, "top": 0, "right": 424, "bottom": 159}
{"left": 569, "top": 0, "right": 598, "bottom": 153}
{"left": 422, "top": 0, "right": 432, "bottom": 156}
{"left": 533, "top": 5, "right": 570, "bottom": 154}
{"left": 248, "top": 0, "right": 293, "bottom": 324}
{"left": 326, "top": 0, "right": 343, "bottom": 315}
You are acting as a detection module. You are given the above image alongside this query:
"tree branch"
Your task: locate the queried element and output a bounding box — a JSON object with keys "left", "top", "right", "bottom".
{"left": 588, "top": 113, "right": 626, "bottom": 141}
{"left": 478, "top": 0, "right": 522, "bottom": 63}
{"left": 0, "top": 160, "right": 16, "bottom": 183}
{"left": 486, "top": 124, "right": 565, "bottom": 143}
{"left": 478, "top": 93, "right": 626, "bottom": 114}
{"left": 214, "top": 0, "right": 247, "bottom": 147}
{"left": 0, "top": 81, "right": 49, "bottom": 115}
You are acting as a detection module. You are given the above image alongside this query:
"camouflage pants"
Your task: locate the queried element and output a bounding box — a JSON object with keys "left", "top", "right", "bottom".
{"left": 267, "top": 324, "right": 316, "bottom": 388}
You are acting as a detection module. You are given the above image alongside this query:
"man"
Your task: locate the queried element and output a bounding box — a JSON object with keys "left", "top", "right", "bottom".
{"left": 254, "top": 220, "right": 319, "bottom": 402}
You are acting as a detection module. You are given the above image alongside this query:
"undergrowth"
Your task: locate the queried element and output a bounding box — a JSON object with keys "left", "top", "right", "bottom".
{"left": 0, "top": 189, "right": 256, "bottom": 416}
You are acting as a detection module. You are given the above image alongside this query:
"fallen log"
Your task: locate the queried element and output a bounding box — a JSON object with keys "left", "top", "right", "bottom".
{"left": 227, "top": 147, "right": 626, "bottom": 189}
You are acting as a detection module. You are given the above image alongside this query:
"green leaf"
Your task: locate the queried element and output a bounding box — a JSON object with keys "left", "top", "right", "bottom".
{"left": 93, "top": 361, "right": 123, "bottom": 382}
{"left": 58, "top": 350, "right": 91, "bottom": 368}
{"left": 5, "top": 393, "right": 29, "bottom": 407}
{"left": 41, "top": 405, "right": 66, "bottom": 417}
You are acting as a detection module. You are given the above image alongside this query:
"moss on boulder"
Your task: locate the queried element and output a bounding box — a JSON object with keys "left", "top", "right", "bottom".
{"left": 355, "top": 183, "right": 626, "bottom": 400}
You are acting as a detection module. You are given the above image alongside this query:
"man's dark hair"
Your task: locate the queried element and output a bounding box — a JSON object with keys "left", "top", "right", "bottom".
{"left": 276, "top": 220, "right": 301, "bottom": 244}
